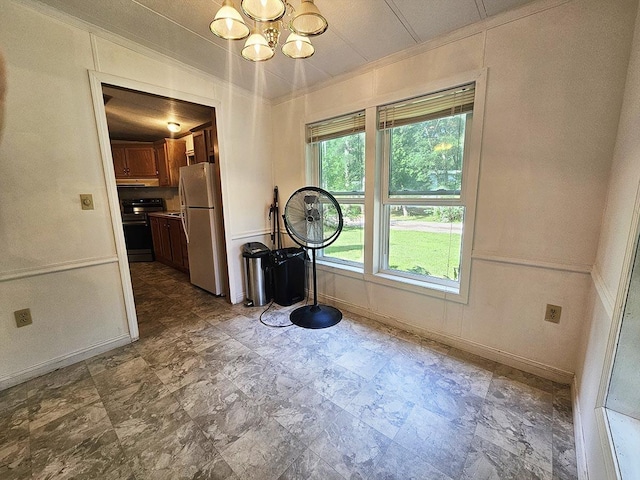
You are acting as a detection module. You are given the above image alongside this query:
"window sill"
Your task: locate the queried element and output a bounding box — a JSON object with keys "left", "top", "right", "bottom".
{"left": 606, "top": 408, "right": 640, "bottom": 480}
{"left": 314, "top": 260, "right": 467, "bottom": 304}
{"left": 370, "top": 272, "right": 462, "bottom": 301}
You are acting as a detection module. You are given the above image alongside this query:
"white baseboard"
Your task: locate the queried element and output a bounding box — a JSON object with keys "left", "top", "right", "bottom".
{"left": 319, "top": 293, "right": 575, "bottom": 384}
{"left": 0, "top": 334, "right": 132, "bottom": 391}
{"left": 232, "top": 290, "right": 246, "bottom": 305}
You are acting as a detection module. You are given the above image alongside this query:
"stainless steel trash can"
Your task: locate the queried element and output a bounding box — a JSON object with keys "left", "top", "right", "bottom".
{"left": 242, "top": 242, "right": 271, "bottom": 307}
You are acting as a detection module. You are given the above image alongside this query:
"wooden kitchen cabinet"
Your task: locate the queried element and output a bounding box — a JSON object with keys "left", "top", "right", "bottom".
{"left": 191, "top": 119, "right": 219, "bottom": 164}
{"left": 192, "top": 128, "right": 207, "bottom": 164}
{"left": 111, "top": 145, "right": 128, "bottom": 177}
{"left": 154, "top": 138, "right": 187, "bottom": 187}
{"left": 150, "top": 216, "right": 170, "bottom": 261}
{"left": 168, "top": 217, "right": 185, "bottom": 267}
{"left": 111, "top": 142, "right": 158, "bottom": 178}
{"left": 150, "top": 214, "right": 189, "bottom": 273}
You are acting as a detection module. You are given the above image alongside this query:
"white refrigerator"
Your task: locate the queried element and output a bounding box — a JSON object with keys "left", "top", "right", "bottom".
{"left": 179, "top": 163, "right": 226, "bottom": 295}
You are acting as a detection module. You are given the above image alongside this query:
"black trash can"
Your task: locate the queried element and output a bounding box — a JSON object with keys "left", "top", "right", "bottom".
{"left": 242, "top": 242, "right": 271, "bottom": 306}
{"left": 271, "top": 247, "right": 306, "bottom": 306}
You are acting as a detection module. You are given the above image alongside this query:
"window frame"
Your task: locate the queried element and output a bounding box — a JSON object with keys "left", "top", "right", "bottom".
{"left": 305, "top": 70, "right": 486, "bottom": 304}
{"left": 378, "top": 111, "right": 474, "bottom": 290}
{"left": 309, "top": 113, "right": 367, "bottom": 268}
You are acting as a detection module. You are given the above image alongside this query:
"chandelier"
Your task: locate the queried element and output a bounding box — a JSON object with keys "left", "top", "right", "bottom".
{"left": 210, "top": 0, "right": 328, "bottom": 62}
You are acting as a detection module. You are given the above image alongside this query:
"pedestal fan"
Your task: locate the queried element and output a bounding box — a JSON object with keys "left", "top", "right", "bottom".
{"left": 283, "top": 186, "right": 343, "bottom": 329}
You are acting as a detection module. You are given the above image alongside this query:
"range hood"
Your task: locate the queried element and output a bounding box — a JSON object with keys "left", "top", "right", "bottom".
{"left": 116, "top": 178, "right": 160, "bottom": 187}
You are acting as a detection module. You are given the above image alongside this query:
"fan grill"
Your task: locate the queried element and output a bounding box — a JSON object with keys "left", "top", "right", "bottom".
{"left": 284, "top": 188, "right": 343, "bottom": 249}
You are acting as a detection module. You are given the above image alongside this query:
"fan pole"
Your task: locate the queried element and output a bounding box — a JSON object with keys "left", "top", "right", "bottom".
{"left": 311, "top": 248, "right": 318, "bottom": 307}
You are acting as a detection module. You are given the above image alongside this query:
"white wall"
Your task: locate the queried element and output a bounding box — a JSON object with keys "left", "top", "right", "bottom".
{"left": 272, "top": 0, "right": 637, "bottom": 382}
{"left": 574, "top": 0, "right": 640, "bottom": 477}
{"left": 0, "top": 0, "right": 273, "bottom": 387}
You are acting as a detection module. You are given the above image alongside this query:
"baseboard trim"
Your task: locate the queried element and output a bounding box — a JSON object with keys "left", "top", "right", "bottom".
{"left": 318, "top": 293, "right": 575, "bottom": 384}
{"left": 0, "top": 334, "right": 132, "bottom": 391}
{"left": 232, "top": 290, "right": 246, "bottom": 305}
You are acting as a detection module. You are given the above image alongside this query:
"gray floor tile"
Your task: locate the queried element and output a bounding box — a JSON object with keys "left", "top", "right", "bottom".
{"left": 0, "top": 404, "right": 30, "bottom": 479}
{"left": 271, "top": 385, "right": 342, "bottom": 444}
{"left": 371, "top": 441, "right": 453, "bottom": 480}
{"left": 345, "top": 380, "right": 415, "bottom": 439}
{"left": 28, "top": 376, "right": 101, "bottom": 431}
{"left": 310, "top": 363, "right": 368, "bottom": 409}
{"left": 461, "top": 435, "right": 551, "bottom": 480}
{"left": 309, "top": 410, "right": 391, "bottom": 479}
{"left": 395, "top": 404, "right": 476, "bottom": 479}
{"left": 278, "top": 448, "right": 345, "bottom": 480}
{"left": 334, "top": 346, "right": 389, "bottom": 381}
{"left": 85, "top": 343, "right": 140, "bottom": 376}
{"left": 30, "top": 401, "right": 134, "bottom": 480}
{"left": 475, "top": 399, "right": 553, "bottom": 474}
{"left": 0, "top": 261, "right": 578, "bottom": 480}
{"left": 221, "top": 416, "right": 305, "bottom": 480}
{"left": 0, "top": 383, "right": 27, "bottom": 414}
{"left": 112, "top": 393, "right": 193, "bottom": 457}
{"left": 127, "top": 422, "right": 219, "bottom": 480}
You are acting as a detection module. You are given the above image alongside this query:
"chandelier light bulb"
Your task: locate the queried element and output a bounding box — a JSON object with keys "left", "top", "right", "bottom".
{"left": 282, "top": 32, "right": 314, "bottom": 59}
{"left": 241, "top": 0, "right": 285, "bottom": 22}
{"left": 210, "top": 0, "right": 250, "bottom": 40}
{"left": 242, "top": 30, "right": 275, "bottom": 61}
{"left": 291, "top": 0, "right": 328, "bottom": 36}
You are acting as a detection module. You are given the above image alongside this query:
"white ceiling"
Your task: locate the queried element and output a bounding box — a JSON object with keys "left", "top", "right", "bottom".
{"left": 33, "top": 0, "right": 537, "bottom": 100}
{"left": 103, "top": 85, "right": 213, "bottom": 142}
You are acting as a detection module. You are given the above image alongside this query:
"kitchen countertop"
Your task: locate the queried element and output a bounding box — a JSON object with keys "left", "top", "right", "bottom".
{"left": 148, "top": 211, "right": 182, "bottom": 218}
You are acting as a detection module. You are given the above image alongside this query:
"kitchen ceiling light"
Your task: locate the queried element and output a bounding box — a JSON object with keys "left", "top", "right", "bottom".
{"left": 167, "top": 122, "right": 181, "bottom": 133}
{"left": 211, "top": 0, "right": 327, "bottom": 62}
{"left": 210, "top": 0, "right": 250, "bottom": 40}
{"left": 290, "top": 0, "right": 327, "bottom": 36}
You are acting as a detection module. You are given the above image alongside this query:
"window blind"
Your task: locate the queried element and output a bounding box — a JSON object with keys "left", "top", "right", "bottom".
{"left": 378, "top": 83, "right": 475, "bottom": 129}
{"left": 307, "top": 111, "right": 365, "bottom": 143}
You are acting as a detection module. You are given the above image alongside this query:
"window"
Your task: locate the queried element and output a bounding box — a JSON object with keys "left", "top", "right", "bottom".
{"left": 308, "top": 111, "right": 365, "bottom": 266}
{"left": 306, "top": 76, "right": 482, "bottom": 299}
{"left": 378, "top": 84, "right": 474, "bottom": 289}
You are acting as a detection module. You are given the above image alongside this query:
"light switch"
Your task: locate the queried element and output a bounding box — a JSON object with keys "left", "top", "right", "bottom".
{"left": 80, "top": 194, "right": 94, "bottom": 210}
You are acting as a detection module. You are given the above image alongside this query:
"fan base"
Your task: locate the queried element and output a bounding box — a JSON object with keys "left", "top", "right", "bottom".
{"left": 290, "top": 304, "right": 342, "bottom": 329}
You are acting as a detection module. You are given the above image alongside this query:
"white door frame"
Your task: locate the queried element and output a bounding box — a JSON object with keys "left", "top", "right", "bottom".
{"left": 87, "top": 70, "right": 229, "bottom": 339}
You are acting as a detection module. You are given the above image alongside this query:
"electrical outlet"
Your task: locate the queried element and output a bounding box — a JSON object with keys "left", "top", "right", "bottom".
{"left": 80, "top": 194, "right": 94, "bottom": 210}
{"left": 14, "top": 308, "right": 33, "bottom": 328}
{"left": 545, "top": 304, "right": 562, "bottom": 323}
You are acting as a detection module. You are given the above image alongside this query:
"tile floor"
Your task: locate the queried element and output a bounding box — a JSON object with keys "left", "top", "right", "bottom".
{"left": 0, "top": 261, "right": 578, "bottom": 479}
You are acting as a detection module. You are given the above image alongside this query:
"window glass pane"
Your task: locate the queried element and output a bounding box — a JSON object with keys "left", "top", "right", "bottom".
{"left": 388, "top": 114, "right": 466, "bottom": 198}
{"left": 319, "top": 132, "right": 365, "bottom": 195}
{"left": 387, "top": 205, "right": 464, "bottom": 282}
{"left": 322, "top": 203, "right": 364, "bottom": 264}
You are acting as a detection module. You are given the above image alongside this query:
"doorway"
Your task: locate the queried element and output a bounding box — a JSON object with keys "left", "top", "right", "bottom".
{"left": 88, "top": 72, "right": 232, "bottom": 340}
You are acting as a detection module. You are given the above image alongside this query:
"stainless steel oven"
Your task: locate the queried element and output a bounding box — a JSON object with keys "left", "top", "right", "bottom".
{"left": 121, "top": 198, "right": 164, "bottom": 262}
